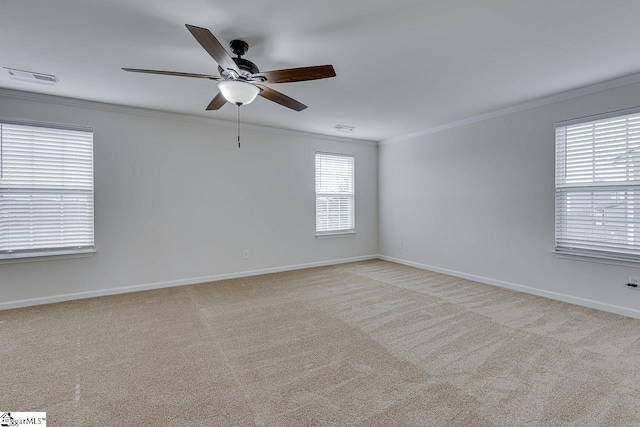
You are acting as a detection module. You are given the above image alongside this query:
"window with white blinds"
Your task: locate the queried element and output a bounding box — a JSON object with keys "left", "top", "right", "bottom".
{"left": 315, "top": 152, "right": 355, "bottom": 235}
{"left": 0, "top": 120, "right": 94, "bottom": 260}
{"left": 555, "top": 108, "right": 640, "bottom": 261}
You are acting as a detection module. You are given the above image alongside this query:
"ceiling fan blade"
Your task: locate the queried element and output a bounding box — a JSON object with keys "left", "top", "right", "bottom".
{"left": 256, "top": 85, "right": 307, "bottom": 111}
{"left": 206, "top": 92, "right": 227, "bottom": 110}
{"left": 122, "top": 68, "right": 220, "bottom": 80}
{"left": 185, "top": 24, "right": 240, "bottom": 75}
{"left": 252, "top": 65, "right": 336, "bottom": 84}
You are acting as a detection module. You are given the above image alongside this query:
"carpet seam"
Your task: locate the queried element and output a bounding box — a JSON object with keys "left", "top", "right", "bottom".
{"left": 185, "top": 286, "right": 266, "bottom": 426}
{"left": 343, "top": 265, "right": 618, "bottom": 359}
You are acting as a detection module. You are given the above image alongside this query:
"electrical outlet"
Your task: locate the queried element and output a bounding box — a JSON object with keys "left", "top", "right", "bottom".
{"left": 243, "top": 249, "right": 249, "bottom": 260}
{"left": 398, "top": 241, "right": 403, "bottom": 249}
{"left": 628, "top": 277, "right": 640, "bottom": 289}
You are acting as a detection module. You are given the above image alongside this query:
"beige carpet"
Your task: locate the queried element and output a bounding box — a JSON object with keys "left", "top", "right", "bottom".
{"left": 2, "top": 260, "right": 640, "bottom": 426}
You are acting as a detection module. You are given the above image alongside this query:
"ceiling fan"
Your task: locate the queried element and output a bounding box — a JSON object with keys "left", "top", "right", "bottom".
{"left": 123, "top": 24, "right": 336, "bottom": 112}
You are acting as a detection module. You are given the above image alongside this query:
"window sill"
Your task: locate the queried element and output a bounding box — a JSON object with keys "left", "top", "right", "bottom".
{"left": 0, "top": 249, "right": 96, "bottom": 265}
{"left": 553, "top": 250, "right": 640, "bottom": 268}
{"left": 316, "top": 232, "right": 357, "bottom": 239}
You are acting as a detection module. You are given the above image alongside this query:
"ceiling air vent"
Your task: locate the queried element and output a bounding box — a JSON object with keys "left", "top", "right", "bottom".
{"left": 334, "top": 124, "right": 355, "bottom": 134}
{"left": 5, "top": 68, "right": 58, "bottom": 85}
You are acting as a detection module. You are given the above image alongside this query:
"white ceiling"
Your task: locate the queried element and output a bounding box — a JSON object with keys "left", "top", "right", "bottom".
{"left": 2, "top": 0, "right": 640, "bottom": 142}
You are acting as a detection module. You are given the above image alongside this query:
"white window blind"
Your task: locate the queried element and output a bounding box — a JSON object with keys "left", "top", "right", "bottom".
{"left": 0, "top": 121, "right": 94, "bottom": 260}
{"left": 315, "top": 152, "right": 355, "bottom": 235}
{"left": 555, "top": 108, "right": 640, "bottom": 261}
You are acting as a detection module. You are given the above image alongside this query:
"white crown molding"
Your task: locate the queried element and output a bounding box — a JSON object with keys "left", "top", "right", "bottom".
{"left": 7, "top": 70, "right": 640, "bottom": 149}
{"left": 380, "top": 71, "right": 640, "bottom": 146}
{"left": 0, "top": 88, "right": 378, "bottom": 147}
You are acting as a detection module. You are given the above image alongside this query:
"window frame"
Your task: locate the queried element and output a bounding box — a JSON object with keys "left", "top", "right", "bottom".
{"left": 554, "top": 106, "right": 640, "bottom": 263}
{"left": 315, "top": 151, "right": 356, "bottom": 238}
{"left": 0, "top": 118, "right": 95, "bottom": 262}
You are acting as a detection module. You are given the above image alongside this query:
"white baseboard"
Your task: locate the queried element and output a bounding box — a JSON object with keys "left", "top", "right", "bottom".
{"left": 6, "top": 254, "right": 640, "bottom": 319}
{"left": 378, "top": 255, "right": 640, "bottom": 319}
{"left": 0, "top": 255, "right": 378, "bottom": 311}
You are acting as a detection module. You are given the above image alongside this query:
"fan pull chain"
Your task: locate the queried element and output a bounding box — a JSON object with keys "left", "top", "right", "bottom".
{"left": 237, "top": 104, "right": 241, "bottom": 149}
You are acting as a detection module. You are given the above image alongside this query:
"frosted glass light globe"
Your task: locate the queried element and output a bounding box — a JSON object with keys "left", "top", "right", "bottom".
{"left": 218, "top": 81, "right": 260, "bottom": 105}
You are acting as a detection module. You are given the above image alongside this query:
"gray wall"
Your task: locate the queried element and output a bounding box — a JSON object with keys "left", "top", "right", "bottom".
{"left": 379, "top": 82, "right": 640, "bottom": 315}
{"left": 6, "top": 78, "right": 640, "bottom": 316}
{"left": 0, "top": 95, "right": 378, "bottom": 304}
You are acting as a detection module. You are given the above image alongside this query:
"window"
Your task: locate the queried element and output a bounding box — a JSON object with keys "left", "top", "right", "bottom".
{"left": 0, "top": 120, "right": 94, "bottom": 260}
{"left": 315, "top": 152, "right": 355, "bottom": 236}
{"left": 555, "top": 107, "right": 640, "bottom": 261}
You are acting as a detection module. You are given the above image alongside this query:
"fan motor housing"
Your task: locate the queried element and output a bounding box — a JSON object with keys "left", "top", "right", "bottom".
{"left": 218, "top": 58, "right": 259, "bottom": 79}
{"left": 217, "top": 39, "right": 259, "bottom": 79}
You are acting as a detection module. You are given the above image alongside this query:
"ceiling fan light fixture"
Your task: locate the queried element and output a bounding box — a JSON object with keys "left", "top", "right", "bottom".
{"left": 218, "top": 81, "right": 259, "bottom": 105}
{"left": 124, "top": 25, "right": 336, "bottom": 112}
